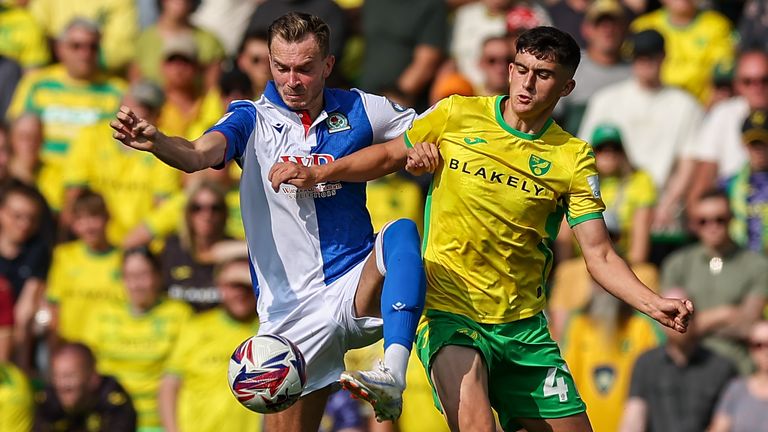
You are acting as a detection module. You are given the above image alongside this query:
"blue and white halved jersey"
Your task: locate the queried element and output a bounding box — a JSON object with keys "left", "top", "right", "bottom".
{"left": 207, "top": 81, "right": 415, "bottom": 321}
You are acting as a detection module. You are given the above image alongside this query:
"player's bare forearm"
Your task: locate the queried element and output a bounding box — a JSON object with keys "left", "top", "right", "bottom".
{"left": 269, "top": 136, "right": 408, "bottom": 191}
{"left": 573, "top": 218, "right": 693, "bottom": 332}
{"left": 151, "top": 132, "right": 225, "bottom": 173}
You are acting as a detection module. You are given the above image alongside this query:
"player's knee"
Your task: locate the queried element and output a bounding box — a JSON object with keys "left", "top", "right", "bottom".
{"left": 383, "top": 218, "right": 421, "bottom": 257}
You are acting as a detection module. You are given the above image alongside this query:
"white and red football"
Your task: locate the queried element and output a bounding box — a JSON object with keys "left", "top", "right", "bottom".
{"left": 228, "top": 334, "right": 307, "bottom": 413}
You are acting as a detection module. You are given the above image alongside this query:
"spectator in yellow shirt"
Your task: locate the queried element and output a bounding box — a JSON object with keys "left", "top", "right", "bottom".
{"left": 8, "top": 114, "right": 43, "bottom": 186}
{"left": 0, "top": 3, "right": 50, "bottom": 68}
{"left": 159, "top": 253, "right": 262, "bottom": 432}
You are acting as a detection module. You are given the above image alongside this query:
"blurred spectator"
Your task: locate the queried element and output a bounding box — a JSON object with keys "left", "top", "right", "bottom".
{"left": 236, "top": 29, "right": 272, "bottom": 98}
{"left": 83, "top": 247, "right": 192, "bottom": 431}
{"left": 689, "top": 50, "right": 768, "bottom": 202}
{"left": 218, "top": 67, "right": 255, "bottom": 104}
{"left": 0, "top": 182, "right": 49, "bottom": 371}
{"left": 191, "top": 0, "right": 261, "bottom": 56}
{"left": 320, "top": 389, "right": 365, "bottom": 432}
{"left": 159, "top": 253, "right": 261, "bottom": 432}
{"left": 708, "top": 61, "right": 736, "bottom": 110}
{"left": 0, "top": 276, "right": 11, "bottom": 362}
{"left": 562, "top": 285, "right": 662, "bottom": 432}
{"left": 0, "top": 3, "right": 51, "bottom": 68}
{"left": 630, "top": 0, "right": 735, "bottom": 104}
{"left": 556, "top": 0, "right": 631, "bottom": 134}
{"left": 46, "top": 191, "right": 124, "bottom": 345}
{"left": 131, "top": 0, "right": 226, "bottom": 90}
{"left": 579, "top": 29, "right": 703, "bottom": 263}
{"left": 246, "top": 0, "right": 347, "bottom": 62}
{"left": 156, "top": 33, "right": 223, "bottom": 140}
{"left": 33, "top": 342, "right": 136, "bottom": 432}
{"left": 162, "top": 181, "right": 230, "bottom": 312}
{"left": 0, "top": 122, "right": 12, "bottom": 188}
{"left": 27, "top": 0, "right": 137, "bottom": 73}
{"left": 360, "top": 0, "right": 447, "bottom": 110}
{"left": 724, "top": 109, "right": 768, "bottom": 254}
{"left": 63, "top": 80, "right": 180, "bottom": 246}
{"left": 0, "top": 56, "right": 21, "bottom": 119}
{"left": 366, "top": 173, "right": 424, "bottom": 235}
{"left": 661, "top": 190, "right": 768, "bottom": 374}
{"left": 8, "top": 114, "right": 43, "bottom": 186}
{"left": 136, "top": 0, "right": 159, "bottom": 30}
{"left": 619, "top": 288, "right": 737, "bottom": 432}
{"left": 7, "top": 18, "right": 126, "bottom": 211}
{"left": 738, "top": 0, "right": 768, "bottom": 53}
{"left": 429, "top": 72, "right": 474, "bottom": 105}
{"left": 475, "top": 35, "right": 513, "bottom": 97}
{"left": 709, "top": 321, "right": 768, "bottom": 432}
{"left": 0, "top": 360, "right": 34, "bottom": 432}
{"left": 452, "top": 0, "right": 547, "bottom": 90}
{"left": 547, "top": 0, "right": 629, "bottom": 49}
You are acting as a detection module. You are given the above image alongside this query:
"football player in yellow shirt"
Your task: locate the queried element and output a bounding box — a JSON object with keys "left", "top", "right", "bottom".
{"left": 270, "top": 26, "right": 694, "bottom": 432}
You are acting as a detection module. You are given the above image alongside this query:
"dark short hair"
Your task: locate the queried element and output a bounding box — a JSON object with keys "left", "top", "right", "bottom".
{"left": 219, "top": 67, "right": 253, "bottom": 99}
{"left": 123, "top": 246, "right": 162, "bottom": 274}
{"left": 0, "top": 180, "right": 43, "bottom": 209}
{"left": 268, "top": 12, "right": 331, "bottom": 57}
{"left": 238, "top": 28, "right": 269, "bottom": 57}
{"left": 515, "top": 26, "right": 581, "bottom": 75}
{"left": 72, "top": 189, "right": 109, "bottom": 218}
{"left": 53, "top": 342, "right": 97, "bottom": 372}
{"left": 698, "top": 188, "right": 730, "bottom": 204}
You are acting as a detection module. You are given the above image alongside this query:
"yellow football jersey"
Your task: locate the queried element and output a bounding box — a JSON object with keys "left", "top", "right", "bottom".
{"left": 166, "top": 308, "right": 262, "bottom": 432}
{"left": 65, "top": 121, "right": 182, "bottom": 245}
{"left": 405, "top": 95, "right": 605, "bottom": 324}
{"left": 0, "top": 4, "right": 50, "bottom": 67}
{"left": 562, "top": 313, "right": 662, "bottom": 432}
{"left": 0, "top": 362, "right": 33, "bottom": 432}
{"left": 631, "top": 9, "right": 735, "bottom": 104}
{"left": 86, "top": 298, "right": 192, "bottom": 430}
{"left": 7, "top": 65, "right": 126, "bottom": 209}
{"left": 46, "top": 241, "right": 124, "bottom": 343}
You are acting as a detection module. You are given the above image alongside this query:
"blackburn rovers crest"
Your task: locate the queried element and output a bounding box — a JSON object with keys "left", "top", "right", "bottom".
{"left": 326, "top": 112, "right": 350, "bottom": 133}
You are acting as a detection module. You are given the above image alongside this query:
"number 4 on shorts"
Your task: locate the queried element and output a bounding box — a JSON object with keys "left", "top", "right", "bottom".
{"left": 543, "top": 367, "right": 569, "bottom": 402}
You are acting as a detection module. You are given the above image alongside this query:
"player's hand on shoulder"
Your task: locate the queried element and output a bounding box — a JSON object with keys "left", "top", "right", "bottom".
{"left": 649, "top": 296, "right": 694, "bottom": 333}
{"left": 405, "top": 142, "right": 439, "bottom": 176}
{"left": 110, "top": 105, "right": 158, "bottom": 152}
{"left": 268, "top": 161, "right": 318, "bottom": 192}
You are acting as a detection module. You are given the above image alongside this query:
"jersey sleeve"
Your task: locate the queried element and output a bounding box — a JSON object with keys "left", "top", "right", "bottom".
{"left": 566, "top": 144, "right": 605, "bottom": 227}
{"left": 357, "top": 91, "right": 416, "bottom": 143}
{"left": 206, "top": 100, "right": 257, "bottom": 165}
{"left": 403, "top": 97, "right": 452, "bottom": 149}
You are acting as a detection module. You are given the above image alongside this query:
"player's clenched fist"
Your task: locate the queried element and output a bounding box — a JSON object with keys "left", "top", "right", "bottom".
{"left": 405, "top": 142, "right": 440, "bottom": 176}
{"left": 110, "top": 105, "right": 159, "bottom": 152}
{"left": 268, "top": 162, "right": 318, "bottom": 192}
{"left": 649, "top": 296, "right": 694, "bottom": 333}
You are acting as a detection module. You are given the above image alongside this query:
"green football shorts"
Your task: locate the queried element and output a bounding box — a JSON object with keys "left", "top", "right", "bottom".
{"left": 415, "top": 309, "right": 586, "bottom": 431}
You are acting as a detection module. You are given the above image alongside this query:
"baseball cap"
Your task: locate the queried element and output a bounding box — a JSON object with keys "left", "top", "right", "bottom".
{"left": 591, "top": 123, "right": 624, "bottom": 149}
{"left": 742, "top": 109, "right": 768, "bottom": 144}
{"left": 129, "top": 80, "right": 165, "bottom": 111}
{"left": 163, "top": 34, "right": 198, "bottom": 62}
{"left": 585, "top": 0, "right": 625, "bottom": 23}
{"left": 628, "top": 29, "right": 665, "bottom": 58}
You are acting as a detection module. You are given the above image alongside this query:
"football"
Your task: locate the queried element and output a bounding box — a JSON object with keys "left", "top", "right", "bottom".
{"left": 228, "top": 334, "right": 307, "bottom": 413}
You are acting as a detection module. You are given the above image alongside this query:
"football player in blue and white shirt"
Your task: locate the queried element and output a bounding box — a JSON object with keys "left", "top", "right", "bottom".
{"left": 111, "top": 12, "right": 426, "bottom": 431}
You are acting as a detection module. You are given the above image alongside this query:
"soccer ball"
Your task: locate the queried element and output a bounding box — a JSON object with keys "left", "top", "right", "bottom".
{"left": 228, "top": 334, "right": 307, "bottom": 413}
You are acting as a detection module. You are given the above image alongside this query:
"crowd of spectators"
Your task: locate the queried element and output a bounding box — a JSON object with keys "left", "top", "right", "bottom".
{"left": 1, "top": 0, "right": 768, "bottom": 431}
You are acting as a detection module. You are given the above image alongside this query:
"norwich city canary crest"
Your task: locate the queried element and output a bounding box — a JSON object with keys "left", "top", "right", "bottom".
{"left": 529, "top": 154, "right": 551, "bottom": 176}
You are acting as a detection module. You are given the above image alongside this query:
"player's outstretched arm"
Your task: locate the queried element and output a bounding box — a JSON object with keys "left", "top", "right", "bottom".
{"left": 110, "top": 105, "right": 226, "bottom": 173}
{"left": 268, "top": 135, "right": 410, "bottom": 191}
{"left": 572, "top": 218, "right": 694, "bottom": 333}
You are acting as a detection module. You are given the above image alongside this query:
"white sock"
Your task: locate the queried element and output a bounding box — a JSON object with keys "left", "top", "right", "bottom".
{"left": 383, "top": 343, "right": 410, "bottom": 389}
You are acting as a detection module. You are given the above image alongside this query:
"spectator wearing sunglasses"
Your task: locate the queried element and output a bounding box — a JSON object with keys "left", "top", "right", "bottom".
{"left": 710, "top": 320, "right": 768, "bottom": 432}
{"left": 235, "top": 30, "right": 273, "bottom": 99}
{"left": 724, "top": 109, "right": 768, "bottom": 255}
{"left": 660, "top": 190, "right": 768, "bottom": 374}
{"left": 160, "top": 180, "right": 231, "bottom": 312}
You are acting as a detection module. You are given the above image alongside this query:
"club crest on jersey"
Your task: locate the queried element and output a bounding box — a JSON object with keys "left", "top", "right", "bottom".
{"left": 593, "top": 365, "right": 616, "bottom": 395}
{"left": 326, "top": 112, "right": 350, "bottom": 133}
{"left": 529, "top": 155, "right": 552, "bottom": 176}
{"left": 279, "top": 154, "right": 335, "bottom": 166}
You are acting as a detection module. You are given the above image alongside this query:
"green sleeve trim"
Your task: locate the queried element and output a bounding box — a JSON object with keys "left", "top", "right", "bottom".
{"left": 404, "top": 133, "right": 414, "bottom": 148}
{"left": 567, "top": 212, "right": 603, "bottom": 228}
